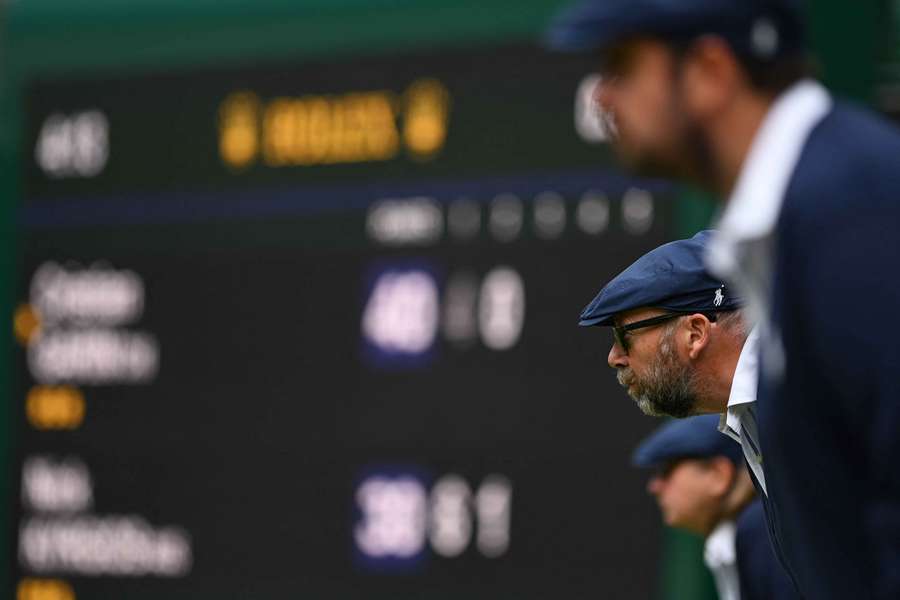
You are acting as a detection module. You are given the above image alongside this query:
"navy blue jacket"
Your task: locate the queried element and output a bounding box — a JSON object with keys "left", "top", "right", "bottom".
{"left": 736, "top": 499, "right": 801, "bottom": 600}
{"left": 758, "top": 102, "right": 900, "bottom": 600}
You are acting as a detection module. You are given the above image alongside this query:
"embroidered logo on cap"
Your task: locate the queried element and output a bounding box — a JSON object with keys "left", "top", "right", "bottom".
{"left": 714, "top": 286, "right": 725, "bottom": 307}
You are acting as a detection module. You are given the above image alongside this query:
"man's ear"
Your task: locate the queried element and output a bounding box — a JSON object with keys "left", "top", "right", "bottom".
{"left": 680, "top": 35, "right": 743, "bottom": 120}
{"left": 706, "top": 456, "right": 736, "bottom": 498}
{"left": 683, "top": 313, "right": 713, "bottom": 359}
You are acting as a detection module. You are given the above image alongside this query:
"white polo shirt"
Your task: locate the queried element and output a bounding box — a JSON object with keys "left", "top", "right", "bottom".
{"left": 718, "top": 326, "right": 767, "bottom": 496}
{"left": 705, "top": 520, "right": 741, "bottom": 600}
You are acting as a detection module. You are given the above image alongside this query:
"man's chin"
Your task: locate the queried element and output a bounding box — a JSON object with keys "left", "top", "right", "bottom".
{"left": 634, "top": 395, "right": 667, "bottom": 418}
{"left": 614, "top": 146, "right": 689, "bottom": 181}
{"left": 633, "top": 393, "right": 697, "bottom": 419}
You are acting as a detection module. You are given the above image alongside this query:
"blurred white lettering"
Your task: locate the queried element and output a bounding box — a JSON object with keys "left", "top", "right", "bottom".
{"left": 367, "top": 197, "right": 443, "bottom": 246}
{"left": 22, "top": 456, "right": 92, "bottom": 514}
{"left": 19, "top": 516, "right": 191, "bottom": 577}
{"left": 31, "top": 262, "right": 144, "bottom": 326}
{"left": 29, "top": 329, "right": 159, "bottom": 384}
{"left": 35, "top": 111, "right": 109, "bottom": 178}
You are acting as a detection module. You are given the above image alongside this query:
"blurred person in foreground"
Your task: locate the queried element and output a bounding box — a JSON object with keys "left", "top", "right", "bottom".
{"left": 633, "top": 415, "right": 797, "bottom": 600}
{"left": 549, "top": 1, "right": 900, "bottom": 598}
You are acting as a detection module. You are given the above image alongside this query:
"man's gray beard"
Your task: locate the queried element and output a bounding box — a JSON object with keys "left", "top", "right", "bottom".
{"left": 617, "top": 335, "right": 700, "bottom": 418}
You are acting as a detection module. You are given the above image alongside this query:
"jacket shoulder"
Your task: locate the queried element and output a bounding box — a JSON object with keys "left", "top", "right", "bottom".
{"left": 783, "top": 103, "right": 900, "bottom": 223}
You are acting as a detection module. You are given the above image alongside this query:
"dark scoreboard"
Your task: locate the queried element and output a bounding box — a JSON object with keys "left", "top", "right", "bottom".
{"left": 13, "top": 43, "right": 674, "bottom": 599}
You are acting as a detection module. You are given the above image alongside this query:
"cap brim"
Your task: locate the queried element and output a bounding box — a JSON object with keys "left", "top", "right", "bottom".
{"left": 577, "top": 315, "right": 612, "bottom": 327}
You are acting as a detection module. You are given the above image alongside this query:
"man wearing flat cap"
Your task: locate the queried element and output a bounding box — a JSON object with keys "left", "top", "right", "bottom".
{"left": 578, "top": 231, "right": 796, "bottom": 596}
{"left": 633, "top": 415, "right": 797, "bottom": 600}
{"left": 579, "top": 231, "right": 770, "bottom": 509}
{"left": 551, "top": 1, "right": 900, "bottom": 598}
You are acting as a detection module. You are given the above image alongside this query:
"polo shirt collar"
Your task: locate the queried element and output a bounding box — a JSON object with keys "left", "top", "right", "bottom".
{"left": 717, "top": 326, "right": 759, "bottom": 437}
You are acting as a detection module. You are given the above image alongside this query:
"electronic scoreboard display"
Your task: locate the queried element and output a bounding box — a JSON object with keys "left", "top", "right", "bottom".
{"left": 13, "top": 43, "right": 675, "bottom": 599}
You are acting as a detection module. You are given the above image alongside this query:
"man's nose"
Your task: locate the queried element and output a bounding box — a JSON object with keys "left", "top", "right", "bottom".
{"left": 608, "top": 342, "right": 628, "bottom": 369}
{"left": 647, "top": 476, "right": 664, "bottom": 496}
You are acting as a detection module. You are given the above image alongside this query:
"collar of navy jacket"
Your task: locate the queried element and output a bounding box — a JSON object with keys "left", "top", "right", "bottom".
{"left": 706, "top": 79, "right": 832, "bottom": 290}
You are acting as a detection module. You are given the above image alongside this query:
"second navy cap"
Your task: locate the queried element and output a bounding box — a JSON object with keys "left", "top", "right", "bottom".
{"left": 633, "top": 414, "right": 744, "bottom": 468}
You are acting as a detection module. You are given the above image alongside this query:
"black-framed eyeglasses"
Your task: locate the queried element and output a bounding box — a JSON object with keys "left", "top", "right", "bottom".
{"left": 612, "top": 311, "right": 722, "bottom": 354}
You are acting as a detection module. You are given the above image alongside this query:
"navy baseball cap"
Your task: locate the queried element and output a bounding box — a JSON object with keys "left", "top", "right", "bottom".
{"left": 546, "top": 0, "right": 806, "bottom": 60}
{"left": 578, "top": 230, "right": 742, "bottom": 327}
{"left": 633, "top": 414, "right": 743, "bottom": 468}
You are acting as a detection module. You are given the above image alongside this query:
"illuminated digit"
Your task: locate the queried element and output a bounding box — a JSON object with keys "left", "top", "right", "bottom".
{"left": 576, "top": 191, "right": 610, "bottom": 235}
{"left": 354, "top": 476, "right": 427, "bottom": 558}
{"left": 71, "top": 110, "right": 109, "bottom": 176}
{"left": 35, "top": 114, "right": 72, "bottom": 177}
{"left": 475, "top": 475, "right": 512, "bottom": 558}
{"left": 488, "top": 194, "right": 523, "bottom": 242}
{"left": 533, "top": 191, "right": 566, "bottom": 240}
{"left": 442, "top": 271, "right": 479, "bottom": 346}
{"left": 361, "top": 269, "right": 440, "bottom": 355}
{"left": 621, "top": 188, "right": 655, "bottom": 235}
{"left": 429, "top": 475, "right": 473, "bottom": 557}
{"left": 478, "top": 267, "right": 525, "bottom": 351}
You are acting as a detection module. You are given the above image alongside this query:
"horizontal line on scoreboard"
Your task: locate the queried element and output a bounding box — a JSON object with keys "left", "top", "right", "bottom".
{"left": 20, "top": 168, "right": 672, "bottom": 230}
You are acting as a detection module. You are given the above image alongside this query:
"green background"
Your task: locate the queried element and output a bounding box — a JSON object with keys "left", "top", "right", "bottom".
{"left": 1, "top": 1, "right": 895, "bottom": 597}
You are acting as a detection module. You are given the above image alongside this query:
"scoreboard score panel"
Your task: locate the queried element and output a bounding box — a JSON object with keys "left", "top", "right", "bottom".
{"left": 15, "top": 42, "right": 674, "bottom": 599}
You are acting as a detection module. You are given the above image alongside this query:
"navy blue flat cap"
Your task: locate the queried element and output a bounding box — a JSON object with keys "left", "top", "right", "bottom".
{"left": 578, "top": 230, "right": 742, "bottom": 327}
{"left": 546, "top": 0, "right": 805, "bottom": 60}
{"left": 633, "top": 414, "right": 743, "bottom": 468}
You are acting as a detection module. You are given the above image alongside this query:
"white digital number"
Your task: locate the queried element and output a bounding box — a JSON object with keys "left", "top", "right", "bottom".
{"left": 475, "top": 475, "right": 512, "bottom": 557}
{"left": 478, "top": 267, "right": 526, "bottom": 351}
{"left": 35, "top": 110, "right": 109, "bottom": 178}
{"left": 429, "top": 475, "right": 473, "bottom": 557}
{"left": 354, "top": 476, "right": 428, "bottom": 559}
{"left": 362, "top": 270, "right": 440, "bottom": 354}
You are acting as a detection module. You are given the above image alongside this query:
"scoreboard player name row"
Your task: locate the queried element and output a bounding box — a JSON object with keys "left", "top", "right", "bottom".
{"left": 31, "top": 51, "right": 608, "bottom": 183}
{"left": 35, "top": 78, "right": 453, "bottom": 180}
